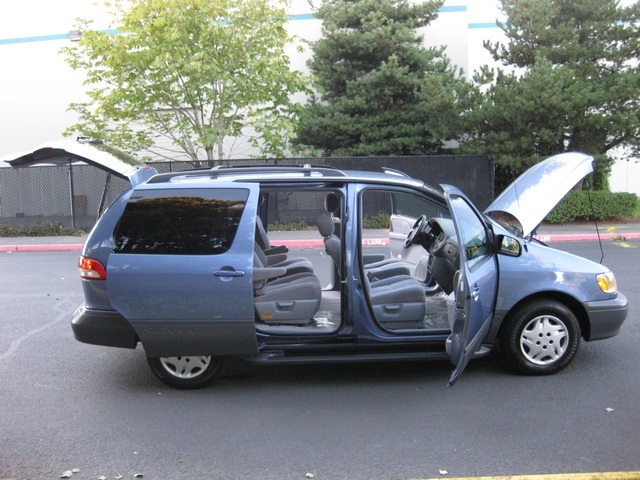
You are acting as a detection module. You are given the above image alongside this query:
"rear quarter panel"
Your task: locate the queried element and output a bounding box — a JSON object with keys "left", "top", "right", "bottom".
{"left": 79, "top": 188, "right": 133, "bottom": 310}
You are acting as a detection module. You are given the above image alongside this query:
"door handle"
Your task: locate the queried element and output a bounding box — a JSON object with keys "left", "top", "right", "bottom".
{"left": 214, "top": 269, "right": 245, "bottom": 278}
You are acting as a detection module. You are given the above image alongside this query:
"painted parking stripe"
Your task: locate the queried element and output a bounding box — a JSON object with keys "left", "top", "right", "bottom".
{"left": 413, "top": 472, "right": 640, "bottom": 480}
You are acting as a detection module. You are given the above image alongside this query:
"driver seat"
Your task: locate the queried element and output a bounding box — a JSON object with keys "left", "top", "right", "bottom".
{"left": 317, "top": 213, "right": 409, "bottom": 280}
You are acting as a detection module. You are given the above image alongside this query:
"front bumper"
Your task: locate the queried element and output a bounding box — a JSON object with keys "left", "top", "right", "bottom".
{"left": 584, "top": 292, "right": 628, "bottom": 341}
{"left": 71, "top": 304, "right": 138, "bottom": 349}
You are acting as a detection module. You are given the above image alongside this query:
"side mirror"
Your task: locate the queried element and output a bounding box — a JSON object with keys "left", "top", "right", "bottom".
{"left": 495, "top": 235, "right": 522, "bottom": 257}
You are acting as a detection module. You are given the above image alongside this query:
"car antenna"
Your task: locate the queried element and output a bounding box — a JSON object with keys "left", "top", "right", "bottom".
{"left": 584, "top": 178, "right": 605, "bottom": 264}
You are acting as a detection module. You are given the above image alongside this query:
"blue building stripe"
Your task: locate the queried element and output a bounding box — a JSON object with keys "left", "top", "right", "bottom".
{"left": 287, "top": 13, "right": 316, "bottom": 21}
{"left": 469, "top": 22, "right": 500, "bottom": 29}
{"left": 0, "top": 28, "right": 122, "bottom": 45}
{"left": 0, "top": 33, "right": 71, "bottom": 45}
{"left": 440, "top": 6, "right": 467, "bottom": 13}
{"left": 1, "top": 6, "right": 482, "bottom": 46}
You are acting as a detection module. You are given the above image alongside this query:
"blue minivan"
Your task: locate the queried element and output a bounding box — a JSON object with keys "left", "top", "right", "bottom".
{"left": 6, "top": 142, "right": 629, "bottom": 388}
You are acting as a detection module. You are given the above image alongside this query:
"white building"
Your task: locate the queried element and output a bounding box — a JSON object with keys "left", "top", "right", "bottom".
{"left": 1, "top": 0, "right": 638, "bottom": 194}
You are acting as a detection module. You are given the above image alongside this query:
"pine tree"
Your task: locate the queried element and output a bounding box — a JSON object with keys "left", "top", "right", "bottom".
{"left": 462, "top": 0, "right": 640, "bottom": 190}
{"left": 295, "top": 0, "right": 466, "bottom": 156}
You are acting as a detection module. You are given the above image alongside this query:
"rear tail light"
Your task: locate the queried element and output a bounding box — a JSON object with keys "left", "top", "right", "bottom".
{"left": 78, "top": 256, "right": 107, "bottom": 280}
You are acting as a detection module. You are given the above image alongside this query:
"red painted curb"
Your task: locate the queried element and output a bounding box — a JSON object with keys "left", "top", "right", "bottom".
{"left": 0, "top": 244, "right": 83, "bottom": 252}
{"left": 534, "top": 232, "right": 640, "bottom": 243}
{"left": 280, "top": 237, "right": 391, "bottom": 248}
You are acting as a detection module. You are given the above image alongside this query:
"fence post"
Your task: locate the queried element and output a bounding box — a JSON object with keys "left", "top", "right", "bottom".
{"left": 68, "top": 160, "right": 76, "bottom": 228}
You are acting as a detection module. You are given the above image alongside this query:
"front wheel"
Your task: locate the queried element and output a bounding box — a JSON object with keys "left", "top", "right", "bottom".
{"left": 147, "top": 355, "right": 224, "bottom": 389}
{"left": 499, "top": 300, "right": 580, "bottom": 375}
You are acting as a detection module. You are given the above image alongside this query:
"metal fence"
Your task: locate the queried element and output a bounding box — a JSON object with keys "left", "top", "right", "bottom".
{"left": 0, "top": 155, "right": 492, "bottom": 231}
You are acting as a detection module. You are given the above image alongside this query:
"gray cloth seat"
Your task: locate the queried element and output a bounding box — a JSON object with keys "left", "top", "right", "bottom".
{"left": 317, "top": 213, "right": 409, "bottom": 280}
{"left": 324, "top": 192, "right": 342, "bottom": 238}
{"left": 317, "top": 213, "right": 341, "bottom": 269}
{"left": 253, "top": 254, "right": 321, "bottom": 325}
{"left": 255, "top": 216, "right": 288, "bottom": 256}
{"left": 365, "top": 258, "right": 411, "bottom": 281}
{"left": 367, "top": 275, "right": 426, "bottom": 329}
{"left": 254, "top": 243, "right": 313, "bottom": 277}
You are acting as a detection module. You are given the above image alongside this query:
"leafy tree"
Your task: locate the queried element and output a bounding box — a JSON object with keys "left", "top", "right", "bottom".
{"left": 461, "top": 0, "right": 640, "bottom": 191}
{"left": 62, "top": 0, "right": 308, "bottom": 164}
{"left": 294, "top": 0, "right": 467, "bottom": 156}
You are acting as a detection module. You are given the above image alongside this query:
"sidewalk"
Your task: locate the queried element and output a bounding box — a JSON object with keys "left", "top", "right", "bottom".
{"left": 0, "top": 220, "right": 639, "bottom": 253}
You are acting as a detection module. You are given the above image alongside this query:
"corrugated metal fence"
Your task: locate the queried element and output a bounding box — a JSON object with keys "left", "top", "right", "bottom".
{"left": 0, "top": 155, "right": 492, "bottom": 231}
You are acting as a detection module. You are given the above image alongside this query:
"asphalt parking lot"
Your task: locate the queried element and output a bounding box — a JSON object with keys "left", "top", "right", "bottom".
{"left": 0, "top": 236, "right": 638, "bottom": 480}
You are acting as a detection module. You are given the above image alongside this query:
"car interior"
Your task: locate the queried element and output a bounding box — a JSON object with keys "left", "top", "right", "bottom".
{"left": 253, "top": 187, "right": 455, "bottom": 336}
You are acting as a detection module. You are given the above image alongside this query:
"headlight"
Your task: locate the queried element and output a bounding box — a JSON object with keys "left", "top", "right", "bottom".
{"left": 596, "top": 271, "right": 617, "bottom": 294}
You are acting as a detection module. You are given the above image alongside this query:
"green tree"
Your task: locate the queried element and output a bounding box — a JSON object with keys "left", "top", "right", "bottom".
{"left": 294, "top": 0, "right": 467, "bottom": 156}
{"left": 62, "top": 0, "right": 308, "bottom": 164}
{"left": 461, "top": 0, "right": 640, "bottom": 191}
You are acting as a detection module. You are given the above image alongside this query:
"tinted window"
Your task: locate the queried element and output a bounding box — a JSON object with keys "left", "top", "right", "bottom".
{"left": 113, "top": 188, "right": 248, "bottom": 255}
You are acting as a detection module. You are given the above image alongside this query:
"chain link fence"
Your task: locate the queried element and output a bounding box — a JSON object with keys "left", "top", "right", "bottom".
{"left": 0, "top": 155, "right": 492, "bottom": 231}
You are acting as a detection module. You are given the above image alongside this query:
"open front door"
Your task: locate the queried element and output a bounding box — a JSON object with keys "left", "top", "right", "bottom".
{"left": 443, "top": 186, "right": 498, "bottom": 385}
{"left": 107, "top": 182, "right": 260, "bottom": 358}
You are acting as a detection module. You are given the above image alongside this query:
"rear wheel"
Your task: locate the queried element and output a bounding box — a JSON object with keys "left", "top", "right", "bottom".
{"left": 500, "top": 300, "right": 580, "bottom": 375}
{"left": 147, "top": 355, "right": 224, "bottom": 389}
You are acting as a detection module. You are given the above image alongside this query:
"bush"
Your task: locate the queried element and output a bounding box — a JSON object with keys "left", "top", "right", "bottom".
{"left": 546, "top": 191, "right": 638, "bottom": 223}
{"left": 0, "top": 222, "right": 86, "bottom": 237}
{"left": 268, "top": 220, "right": 308, "bottom": 231}
{"left": 363, "top": 211, "right": 390, "bottom": 229}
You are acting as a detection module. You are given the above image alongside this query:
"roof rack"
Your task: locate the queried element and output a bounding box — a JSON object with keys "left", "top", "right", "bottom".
{"left": 381, "top": 167, "right": 411, "bottom": 178}
{"left": 147, "top": 164, "right": 348, "bottom": 184}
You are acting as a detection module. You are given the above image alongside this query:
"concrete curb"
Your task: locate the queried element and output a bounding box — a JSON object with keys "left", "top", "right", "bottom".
{"left": 1, "top": 232, "right": 639, "bottom": 253}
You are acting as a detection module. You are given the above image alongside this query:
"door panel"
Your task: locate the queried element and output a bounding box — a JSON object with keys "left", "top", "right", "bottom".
{"left": 389, "top": 214, "right": 414, "bottom": 260}
{"left": 443, "top": 186, "right": 498, "bottom": 385}
{"left": 107, "top": 183, "right": 260, "bottom": 357}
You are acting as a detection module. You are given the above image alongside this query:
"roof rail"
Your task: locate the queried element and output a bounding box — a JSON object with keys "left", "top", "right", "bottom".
{"left": 147, "top": 164, "right": 348, "bottom": 184}
{"left": 381, "top": 167, "right": 411, "bottom": 178}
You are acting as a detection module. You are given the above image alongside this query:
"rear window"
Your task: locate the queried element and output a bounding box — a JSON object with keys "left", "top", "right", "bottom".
{"left": 113, "top": 188, "right": 249, "bottom": 255}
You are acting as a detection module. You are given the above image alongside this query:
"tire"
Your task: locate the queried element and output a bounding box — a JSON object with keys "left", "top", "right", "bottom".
{"left": 147, "top": 355, "right": 224, "bottom": 389}
{"left": 499, "top": 300, "right": 581, "bottom": 376}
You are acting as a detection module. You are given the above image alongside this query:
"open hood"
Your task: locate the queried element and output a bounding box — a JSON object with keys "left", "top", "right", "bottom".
{"left": 1, "top": 140, "right": 156, "bottom": 187}
{"left": 484, "top": 152, "right": 594, "bottom": 237}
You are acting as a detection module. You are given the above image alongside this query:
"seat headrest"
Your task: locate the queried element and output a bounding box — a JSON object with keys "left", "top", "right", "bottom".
{"left": 317, "top": 214, "right": 335, "bottom": 238}
{"left": 324, "top": 192, "right": 340, "bottom": 215}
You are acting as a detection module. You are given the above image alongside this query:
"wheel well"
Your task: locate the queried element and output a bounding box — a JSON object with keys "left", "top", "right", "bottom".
{"left": 498, "top": 292, "right": 590, "bottom": 341}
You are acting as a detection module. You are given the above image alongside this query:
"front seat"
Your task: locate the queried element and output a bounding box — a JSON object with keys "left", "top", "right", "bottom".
{"left": 317, "top": 213, "right": 409, "bottom": 280}
{"left": 253, "top": 254, "right": 322, "bottom": 325}
{"left": 367, "top": 275, "right": 426, "bottom": 329}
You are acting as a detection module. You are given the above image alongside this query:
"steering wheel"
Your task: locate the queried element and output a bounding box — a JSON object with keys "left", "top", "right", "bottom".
{"left": 404, "top": 215, "right": 429, "bottom": 248}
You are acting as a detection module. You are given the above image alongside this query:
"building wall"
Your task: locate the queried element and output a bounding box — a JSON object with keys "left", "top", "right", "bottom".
{"left": 1, "top": 0, "right": 637, "bottom": 194}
